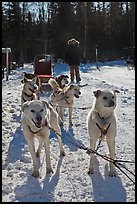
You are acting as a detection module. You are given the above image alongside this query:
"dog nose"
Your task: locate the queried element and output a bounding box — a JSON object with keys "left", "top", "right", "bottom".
{"left": 34, "top": 85, "right": 37, "bottom": 89}
{"left": 109, "top": 100, "right": 114, "bottom": 107}
{"left": 36, "top": 115, "right": 42, "bottom": 122}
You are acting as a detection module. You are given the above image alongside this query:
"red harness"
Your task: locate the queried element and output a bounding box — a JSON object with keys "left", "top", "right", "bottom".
{"left": 96, "top": 122, "right": 111, "bottom": 136}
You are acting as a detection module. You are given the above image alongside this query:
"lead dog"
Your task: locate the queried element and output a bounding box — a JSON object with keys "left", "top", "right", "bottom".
{"left": 87, "top": 89, "right": 119, "bottom": 176}
{"left": 49, "top": 78, "right": 81, "bottom": 126}
{"left": 21, "top": 100, "right": 65, "bottom": 177}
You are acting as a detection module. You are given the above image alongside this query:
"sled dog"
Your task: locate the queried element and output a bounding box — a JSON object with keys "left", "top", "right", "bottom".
{"left": 49, "top": 78, "right": 81, "bottom": 126}
{"left": 55, "top": 74, "right": 69, "bottom": 89}
{"left": 87, "top": 89, "right": 119, "bottom": 176}
{"left": 21, "top": 100, "right": 65, "bottom": 177}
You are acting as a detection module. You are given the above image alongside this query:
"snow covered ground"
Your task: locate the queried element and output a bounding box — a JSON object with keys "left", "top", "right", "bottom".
{"left": 2, "top": 60, "right": 135, "bottom": 202}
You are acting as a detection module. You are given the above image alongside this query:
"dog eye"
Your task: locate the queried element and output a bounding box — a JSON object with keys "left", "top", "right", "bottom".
{"left": 31, "top": 110, "right": 35, "bottom": 113}
{"left": 40, "top": 108, "right": 44, "bottom": 112}
{"left": 103, "top": 96, "right": 107, "bottom": 99}
{"left": 112, "top": 96, "right": 114, "bottom": 99}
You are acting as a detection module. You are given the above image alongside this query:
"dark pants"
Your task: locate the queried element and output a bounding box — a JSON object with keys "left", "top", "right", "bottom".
{"left": 70, "top": 65, "right": 81, "bottom": 82}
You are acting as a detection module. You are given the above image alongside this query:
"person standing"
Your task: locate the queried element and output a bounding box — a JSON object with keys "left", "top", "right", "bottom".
{"left": 65, "top": 38, "right": 83, "bottom": 84}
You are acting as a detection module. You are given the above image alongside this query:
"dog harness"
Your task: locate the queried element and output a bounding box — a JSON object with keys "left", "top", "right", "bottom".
{"left": 96, "top": 122, "right": 111, "bottom": 136}
{"left": 95, "top": 112, "right": 112, "bottom": 151}
{"left": 95, "top": 122, "right": 111, "bottom": 152}
{"left": 64, "top": 97, "right": 73, "bottom": 105}
{"left": 53, "top": 89, "right": 62, "bottom": 97}
{"left": 22, "top": 91, "right": 34, "bottom": 103}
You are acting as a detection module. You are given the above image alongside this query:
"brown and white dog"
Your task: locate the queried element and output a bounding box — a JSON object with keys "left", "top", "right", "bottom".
{"left": 23, "top": 72, "right": 41, "bottom": 95}
{"left": 23, "top": 72, "right": 35, "bottom": 79}
{"left": 87, "top": 89, "right": 120, "bottom": 176}
{"left": 21, "top": 77, "right": 40, "bottom": 107}
{"left": 55, "top": 74, "right": 69, "bottom": 89}
{"left": 49, "top": 78, "right": 81, "bottom": 126}
{"left": 23, "top": 72, "right": 69, "bottom": 92}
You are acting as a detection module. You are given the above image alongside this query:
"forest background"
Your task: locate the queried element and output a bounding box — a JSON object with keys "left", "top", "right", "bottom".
{"left": 2, "top": 2, "right": 135, "bottom": 63}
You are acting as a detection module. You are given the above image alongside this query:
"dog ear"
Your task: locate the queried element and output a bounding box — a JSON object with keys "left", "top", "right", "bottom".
{"left": 32, "top": 77, "right": 37, "bottom": 83}
{"left": 113, "top": 90, "right": 120, "bottom": 94}
{"left": 70, "top": 84, "right": 74, "bottom": 89}
{"left": 42, "top": 100, "right": 49, "bottom": 109}
{"left": 21, "top": 101, "right": 29, "bottom": 112}
{"left": 21, "top": 77, "right": 28, "bottom": 84}
{"left": 93, "top": 90, "right": 102, "bottom": 98}
{"left": 35, "top": 76, "right": 41, "bottom": 86}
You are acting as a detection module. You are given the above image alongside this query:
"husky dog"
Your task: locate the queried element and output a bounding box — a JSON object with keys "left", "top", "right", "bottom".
{"left": 21, "top": 100, "right": 65, "bottom": 177}
{"left": 55, "top": 74, "right": 69, "bottom": 89}
{"left": 49, "top": 78, "right": 81, "bottom": 126}
{"left": 87, "top": 89, "right": 119, "bottom": 176}
{"left": 21, "top": 77, "right": 41, "bottom": 107}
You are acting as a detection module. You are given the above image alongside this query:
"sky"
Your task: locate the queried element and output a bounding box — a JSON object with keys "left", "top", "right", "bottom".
{"left": 2, "top": 60, "right": 135, "bottom": 202}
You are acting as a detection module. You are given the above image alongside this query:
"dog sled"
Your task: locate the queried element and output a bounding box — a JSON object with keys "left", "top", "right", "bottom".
{"left": 33, "top": 54, "right": 54, "bottom": 83}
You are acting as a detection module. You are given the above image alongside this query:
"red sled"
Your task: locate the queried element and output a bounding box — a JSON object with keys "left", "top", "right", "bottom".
{"left": 33, "top": 54, "right": 54, "bottom": 83}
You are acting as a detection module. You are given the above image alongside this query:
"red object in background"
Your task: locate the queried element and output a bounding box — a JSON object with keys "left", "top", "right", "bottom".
{"left": 33, "top": 54, "right": 54, "bottom": 82}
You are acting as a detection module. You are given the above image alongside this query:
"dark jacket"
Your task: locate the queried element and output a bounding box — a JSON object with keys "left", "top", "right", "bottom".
{"left": 65, "top": 44, "right": 83, "bottom": 66}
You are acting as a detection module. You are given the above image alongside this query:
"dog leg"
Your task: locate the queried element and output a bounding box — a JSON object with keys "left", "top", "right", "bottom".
{"left": 49, "top": 105, "right": 65, "bottom": 156}
{"left": 106, "top": 137, "right": 116, "bottom": 177}
{"left": 88, "top": 137, "right": 97, "bottom": 174}
{"left": 59, "top": 107, "right": 64, "bottom": 126}
{"left": 27, "top": 139, "right": 40, "bottom": 178}
{"left": 43, "top": 134, "right": 53, "bottom": 174}
{"left": 52, "top": 123, "right": 65, "bottom": 156}
{"left": 69, "top": 107, "right": 73, "bottom": 126}
{"left": 36, "top": 139, "right": 43, "bottom": 157}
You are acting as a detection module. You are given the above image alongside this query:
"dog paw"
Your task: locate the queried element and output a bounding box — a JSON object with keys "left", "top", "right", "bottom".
{"left": 109, "top": 171, "right": 116, "bottom": 177}
{"left": 32, "top": 171, "right": 40, "bottom": 178}
{"left": 46, "top": 168, "right": 53, "bottom": 174}
{"left": 87, "top": 168, "right": 94, "bottom": 174}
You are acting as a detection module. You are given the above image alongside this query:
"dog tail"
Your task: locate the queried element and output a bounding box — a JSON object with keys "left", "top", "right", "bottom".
{"left": 48, "top": 78, "right": 60, "bottom": 91}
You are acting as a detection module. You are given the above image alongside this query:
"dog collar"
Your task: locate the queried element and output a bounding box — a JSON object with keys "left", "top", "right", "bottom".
{"left": 22, "top": 95, "right": 34, "bottom": 103}
{"left": 23, "top": 91, "right": 33, "bottom": 98}
{"left": 28, "top": 119, "right": 48, "bottom": 134}
{"left": 65, "top": 97, "right": 73, "bottom": 105}
{"left": 22, "top": 92, "right": 34, "bottom": 103}
{"left": 28, "top": 125, "right": 41, "bottom": 134}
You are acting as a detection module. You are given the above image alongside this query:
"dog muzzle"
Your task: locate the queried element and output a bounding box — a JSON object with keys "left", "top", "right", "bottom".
{"left": 32, "top": 119, "right": 43, "bottom": 128}
{"left": 75, "top": 91, "right": 81, "bottom": 98}
{"left": 74, "top": 94, "right": 79, "bottom": 98}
